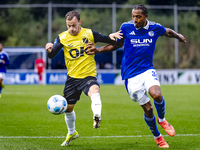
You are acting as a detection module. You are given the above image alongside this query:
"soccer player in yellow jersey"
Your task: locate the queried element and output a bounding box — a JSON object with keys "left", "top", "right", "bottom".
{"left": 45, "top": 10, "right": 116, "bottom": 146}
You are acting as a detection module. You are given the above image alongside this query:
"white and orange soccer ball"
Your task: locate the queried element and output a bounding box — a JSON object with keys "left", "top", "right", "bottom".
{"left": 47, "top": 95, "right": 67, "bottom": 115}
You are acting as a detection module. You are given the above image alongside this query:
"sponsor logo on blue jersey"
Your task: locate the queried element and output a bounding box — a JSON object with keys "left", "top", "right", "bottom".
{"left": 130, "top": 39, "right": 152, "bottom": 47}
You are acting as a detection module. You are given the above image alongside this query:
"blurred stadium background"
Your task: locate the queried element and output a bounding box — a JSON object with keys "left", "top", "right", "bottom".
{"left": 1, "top": 1, "right": 200, "bottom": 150}
{"left": 0, "top": 1, "right": 200, "bottom": 85}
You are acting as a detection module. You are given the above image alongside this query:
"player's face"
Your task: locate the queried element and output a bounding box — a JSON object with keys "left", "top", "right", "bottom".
{"left": 66, "top": 17, "right": 81, "bottom": 36}
{"left": 132, "top": 9, "right": 147, "bottom": 28}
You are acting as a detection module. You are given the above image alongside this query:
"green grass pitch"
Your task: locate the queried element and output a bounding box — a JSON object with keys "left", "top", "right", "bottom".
{"left": 0, "top": 84, "right": 200, "bottom": 150}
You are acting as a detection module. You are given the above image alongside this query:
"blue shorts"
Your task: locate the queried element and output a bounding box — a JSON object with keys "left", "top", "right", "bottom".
{"left": 63, "top": 76, "right": 99, "bottom": 104}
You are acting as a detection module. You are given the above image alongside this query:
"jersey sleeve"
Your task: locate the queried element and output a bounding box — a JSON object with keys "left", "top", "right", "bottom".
{"left": 47, "top": 36, "right": 63, "bottom": 59}
{"left": 4, "top": 52, "right": 10, "bottom": 66}
{"left": 92, "top": 30, "right": 116, "bottom": 45}
{"left": 157, "top": 23, "right": 166, "bottom": 36}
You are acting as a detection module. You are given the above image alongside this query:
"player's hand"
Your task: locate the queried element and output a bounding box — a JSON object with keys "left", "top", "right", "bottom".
{"left": 0, "top": 60, "right": 5, "bottom": 64}
{"left": 85, "top": 42, "right": 98, "bottom": 55}
{"left": 178, "top": 34, "right": 186, "bottom": 43}
{"left": 109, "top": 30, "right": 123, "bottom": 41}
{"left": 45, "top": 43, "right": 54, "bottom": 53}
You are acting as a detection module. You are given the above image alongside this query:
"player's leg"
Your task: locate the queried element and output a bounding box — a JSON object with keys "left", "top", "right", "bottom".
{"left": 0, "top": 73, "right": 4, "bottom": 98}
{"left": 61, "top": 106, "right": 79, "bottom": 146}
{"left": 38, "top": 70, "right": 43, "bottom": 84}
{"left": 82, "top": 76, "right": 102, "bottom": 128}
{"left": 0, "top": 78, "right": 2, "bottom": 98}
{"left": 137, "top": 93, "right": 168, "bottom": 148}
{"left": 65, "top": 105, "right": 76, "bottom": 135}
{"left": 141, "top": 101, "right": 160, "bottom": 136}
{"left": 149, "top": 85, "right": 175, "bottom": 137}
{"left": 88, "top": 84, "right": 102, "bottom": 128}
{"left": 61, "top": 76, "right": 81, "bottom": 146}
{"left": 61, "top": 105, "right": 79, "bottom": 146}
{"left": 39, "top": 73, "right": 42, "bottom": 84}
{"left": 145, "top": 70, "right": 165, "bottom": 121}
{"left": 125, "top": 72, "right": 168, "bottom": 148}
{"left": 149, "top": 85, "right": 165, "bottom": 120}
{"left": 146, "top": 70, "right": 175, "bottom": 137}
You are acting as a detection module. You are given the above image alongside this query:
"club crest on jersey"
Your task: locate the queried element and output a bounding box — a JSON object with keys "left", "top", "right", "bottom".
{"left": 148, "top": 31, "right": 154, "bottom": 37}
{"left": 82, "top": 38, "right": 89, "bottom": 44}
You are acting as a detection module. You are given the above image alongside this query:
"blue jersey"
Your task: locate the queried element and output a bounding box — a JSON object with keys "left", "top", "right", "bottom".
{"left": 0, "top": 50, "right": 10, "bottom": 73}
{"left": 119, "top": 20, "right": 166, "bottom": 80}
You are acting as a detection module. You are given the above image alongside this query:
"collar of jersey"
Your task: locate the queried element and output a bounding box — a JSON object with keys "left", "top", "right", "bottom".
{"left": 135, "top": 19, "right": 149, "bottom": 30}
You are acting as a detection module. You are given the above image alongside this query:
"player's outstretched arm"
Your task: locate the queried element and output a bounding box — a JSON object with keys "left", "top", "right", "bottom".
{"left": 165, "top": 28, "right": 186, "bottom": 43}
{"left": 85, "top": 42, "right": 114, "bottom": 54}
{"left": 86, "top": 31, "right": 123, "bottom": 55}
{"left": 85, "top": 41, "right": 123, "bottom": 55}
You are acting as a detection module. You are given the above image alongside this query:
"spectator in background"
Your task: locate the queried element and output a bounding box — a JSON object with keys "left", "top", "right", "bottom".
{"left": 35, "top": 53, "right": 45, "bottom": 84}
{"left": 56, "top": 60, "right": 65, "bottom": 69}
{"left": 99, "top": 62, "right": 104, "bottom": 69}
{"left": 0, "top": 42, "right": 10, "bottom": 98}
{"left": 104, "top": 61, "right": 113, "bottom": 69}
{"left": 20, "top": 61, "right": 27, "bottom": 69}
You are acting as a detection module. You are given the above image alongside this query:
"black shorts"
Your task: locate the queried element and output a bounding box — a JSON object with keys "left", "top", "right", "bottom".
{"left": 63, "top": 76, "right": 99, "bottom": 105}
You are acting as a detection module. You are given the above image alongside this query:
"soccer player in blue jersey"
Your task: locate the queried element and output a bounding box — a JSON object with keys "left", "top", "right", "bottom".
{"left": 86, "top": 4, "right": 186, "bottom": 148}
{"left": 0, "top": 42, "right": 10, "bottom": 98}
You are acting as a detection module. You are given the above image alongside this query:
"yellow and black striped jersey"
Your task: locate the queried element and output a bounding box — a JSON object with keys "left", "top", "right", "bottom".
{"left": 48, "top": 27, "right": 115, "bottom": 79}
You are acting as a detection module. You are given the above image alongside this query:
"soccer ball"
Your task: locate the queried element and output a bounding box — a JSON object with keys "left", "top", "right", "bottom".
{"left": 47, "top": 95, "right": 67, "bottom": 115}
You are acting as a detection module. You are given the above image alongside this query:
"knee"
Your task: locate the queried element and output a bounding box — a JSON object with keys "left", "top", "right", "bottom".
{"left": 146, "top": 108, "right": 153, "bottom": 118}
{"left": 146, "top": 105, "right": 153, "bottom": 116}
{"left": 151, "top": 91, "right": 162, "bottom": 101}
{"left": 65, "top": 104, "right": 75, "bottom": 113}
{"left": 88, "top": 85, "right": 99, "bottom": 97}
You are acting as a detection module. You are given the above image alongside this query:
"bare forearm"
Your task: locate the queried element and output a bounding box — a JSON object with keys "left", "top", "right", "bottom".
{"left": 165, "top": 28, "right": 186, "bottom": 43}
{"left": 165, "top": 28, "right": 179, "bottom": 38}
{"left": 86, "top": 40, "right": 123, "bottom": 55}
{"left": 96, "top": 44, "right": 116, "bottom": 53}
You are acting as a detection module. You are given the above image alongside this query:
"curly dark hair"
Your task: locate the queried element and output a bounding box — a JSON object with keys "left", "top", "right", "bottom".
{"left": 132, "top": 4, "right": 148, "bottom": 15}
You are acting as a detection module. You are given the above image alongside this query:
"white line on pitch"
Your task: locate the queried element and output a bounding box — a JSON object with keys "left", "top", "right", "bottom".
{"left": 0, "top": 134, "right": 199, "bottom": 139}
